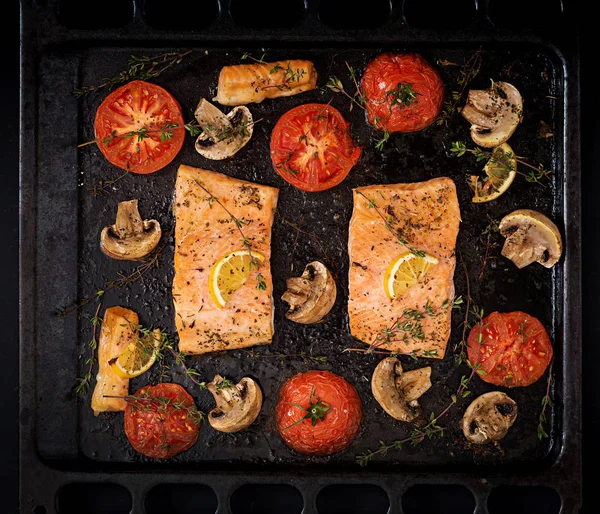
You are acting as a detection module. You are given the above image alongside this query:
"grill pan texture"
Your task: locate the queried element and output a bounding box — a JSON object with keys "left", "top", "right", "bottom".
{"left": 19, "top": 1, "right": 582, "bottom": 513}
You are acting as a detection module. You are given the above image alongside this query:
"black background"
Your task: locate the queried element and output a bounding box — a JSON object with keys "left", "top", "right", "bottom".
{"left": 3, "top": 2, "right": 596, "bottom": 513}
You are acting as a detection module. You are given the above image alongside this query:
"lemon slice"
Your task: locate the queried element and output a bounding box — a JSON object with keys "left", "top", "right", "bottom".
{"left": 111, "top": 328, "right": 161, "bottom": 379}
{"left": 470, "top": 143, "right": 517, "bottom": 203}
{"left": 384, "top": 252, "right": 439, "bottom": 299}
{"left": 209, "top": 250, "right": 265, "bottom": 308}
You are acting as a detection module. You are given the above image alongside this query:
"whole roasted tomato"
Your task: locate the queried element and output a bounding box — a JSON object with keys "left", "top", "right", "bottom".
{"left": 360, "top": 53, "right": 444, "bottom": 133}
{"left": 275, "top": 370, "right": 363, "bottom": 456}
{"left": 124, "top": 382, "right": 201, "bottom": 459}
{"left": 94, "top": 80, "right": 185, "bottom": 174}
{"left": 270, "top": 103, "right": 362, "bottom": 192}
{"left": 467, "top": 311, "right": 553, "bottom": 388}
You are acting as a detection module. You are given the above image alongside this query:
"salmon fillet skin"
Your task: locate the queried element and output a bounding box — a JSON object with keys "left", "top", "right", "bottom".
{"left": 348, "top": 177, "right": 461, "bottom": 359}
{"left": 213, "top": 60, "right": 318, "bottom": 106}
{"left": 172, "top": 164, "right": 279, "bottom": 354}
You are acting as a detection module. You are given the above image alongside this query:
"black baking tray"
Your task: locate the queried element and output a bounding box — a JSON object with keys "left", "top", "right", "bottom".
{"left": 18, "top": 1, "right": 582, "bottom": 513}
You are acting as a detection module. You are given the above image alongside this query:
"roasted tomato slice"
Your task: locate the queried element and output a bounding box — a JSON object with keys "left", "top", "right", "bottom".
{"left": 275, "top": 370, "right": 362, "bottom": 456}
{"left": 467, "top": 311, "right": 553, "bottom": 388}
{"left": 124, "top": 382, "right": 201, "bottom": 459}
{"left": 94, "top": 80, "right": 185, "bottom": 174}
{"left": 270, "top": 103, "right": 362, "bottom": 192}
{"left": 360, "top": 53, "right": 444, "bottom": 133}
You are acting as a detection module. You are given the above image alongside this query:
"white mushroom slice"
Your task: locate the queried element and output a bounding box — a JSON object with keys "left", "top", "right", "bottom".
{"left": 499, "top": 209, "right": 562, "bottom": 269}
{"left": 207, "top": 374, "right": 263, "bottom": 433}
{"left": 100, "top": 199, "right": 161, "bottom": 261}
{"left": 371, "top": 357, "right": 432, "bottom": 422}
{"left": 281, "top": 261, "right": 337, "bottom": 324}
{"left": 462, "top": 391, "right": 518, "bottom": 445}
{"left": 194, "top": 98, "right": 253, "bottom": 160}
{"left": 461, "top": 81, "right": 523, "bottom": 148}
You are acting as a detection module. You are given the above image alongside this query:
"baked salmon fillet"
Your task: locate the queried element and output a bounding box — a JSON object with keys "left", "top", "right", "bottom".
{"left": 172, "top": 164, "right": 279, "bottom": 354}
{"left": 348, "top": 177, "right": 461, "bottom": 359}
{"left": 213, "top": 60, "right": 318, "bottom": 106}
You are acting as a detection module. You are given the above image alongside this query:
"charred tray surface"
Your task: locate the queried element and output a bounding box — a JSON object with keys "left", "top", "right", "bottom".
{"left": 19, "top": 1, "right": 582, "bottom": 513}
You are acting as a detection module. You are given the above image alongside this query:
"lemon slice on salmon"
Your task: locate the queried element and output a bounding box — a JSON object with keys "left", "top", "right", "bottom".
{"left": 209, "top": 250, "right": 265, "bottom": 308}
{"left": 470, "top": 143, "right": 517, "bottom": 203}
{"left": 111, "top": 328, "right": 161, "bottom": 379}
{"left": 384, "top": 252, "right": 439, "bottom": 299}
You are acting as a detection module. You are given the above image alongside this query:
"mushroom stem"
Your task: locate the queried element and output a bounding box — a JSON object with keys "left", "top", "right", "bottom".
{"left": 113, "top": 200, "right": 146, "bottom": 239}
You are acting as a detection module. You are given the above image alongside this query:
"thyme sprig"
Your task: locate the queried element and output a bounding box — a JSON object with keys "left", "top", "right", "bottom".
{"left": 73, "top": 50, "right": 192, "bottom": 99}
{"left": 356, "top": 190, "right": 426, "bottom": 257}
{"left": 478, "top": 217, "right": 500, "bottom": 281}
{"left": 104, "top": 392, "right": 205, "bottom": 425}
{"left": 344, "top": 296, "right": 463, "bottom": 355}
{"left": 88, "top": 169, "right": 130, "bottom": 197}
{"left": 451, "top": 141, "right": 552, "bottom": 185}
{"left": 537, "top": 358, "right": 554, "bottom": 440}
{"left": 326, "top": 61, "right": 366, "bottom": 112}
{"left": 356, "top": 304, "right": 486, "bottom": 466}
{"left": 73, "top": 303, "right": 103, "bottom": 394}
{"left": 194, "top": 180, "right": 266, "bottom": 291}
{"left": 436, "top": 49, "right": 484, "bottom": 126}
{"left": 241, "top": 349, "right": 328, "bottom": 365}
{"left": 58, "top": 236, "right": 169, "bottom": 317}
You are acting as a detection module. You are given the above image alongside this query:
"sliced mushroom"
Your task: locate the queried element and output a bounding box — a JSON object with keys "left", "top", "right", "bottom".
{"left": 207, "top": 374, "right": 263, "bottom": 433}
{"left": 499, "top": 209, "right": 562, "bottom": 269}
{"left": 461, "top": 81, "right": 523, "bottom": 148}
{"left": 281, "top": 261, "right": 337, "bottom": 324}
{"left": 371, "top": 356, "right": 432, "bottom": 422}
{"left": 100, "top": 200, "right": 161, "bottom": 261}
{"left": 462, "top": 391, "right": 518, "bottom": 444}
{"left": 194, "top": 98, "right": 253, "bottom": 160}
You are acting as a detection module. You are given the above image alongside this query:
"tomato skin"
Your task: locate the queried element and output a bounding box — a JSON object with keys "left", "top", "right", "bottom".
{"left": 94, "top": 80, "right": 185, "bottom": 174}
{"left": 360, "top": 53, "right": 444, "bottom": 133}
{"left": 270, "top": 103, "right": 362, "bottom": 192}
{"left": 124, "top": 383, "right": 200, "bottom": 459}
{"left": 467, "top": 311, "right": 553, "bottom": 388}
{"left": 275, "top": 370, "right": 362, "bottom": 456}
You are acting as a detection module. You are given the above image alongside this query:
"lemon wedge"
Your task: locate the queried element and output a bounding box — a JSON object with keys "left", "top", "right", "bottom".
{"left": 384, "top": 252, "right": 439, "bottom": 299}
{"left": 470, "top": 142, "right": 517, "bottom": 203}
{"left": 209, "top": 250, "right": 265, "bottom": 308}
{"left": 111, "top": 328, "right": 161, "bottom": 379}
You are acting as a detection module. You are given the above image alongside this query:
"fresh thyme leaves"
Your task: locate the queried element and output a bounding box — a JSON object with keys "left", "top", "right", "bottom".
{"left": 283, "top": 387, "right": 330, "bottom": 429}
{"left": 538, "top": 358, "right": 554, "bottom": 440}
{"left": 356, "top": 190, "right": 425, "bottom": 257}
{"left": 78, "top": 121, "right": 200, "bottom": 150}
{"left": 478, "top": 217, "right": 501, "bottom": 281}
{"left": 356, "top": 303, "right": 485, "bottom": 466}
{"left": 436, "top": 49, "right": 484, "bottom": 126}
{"left": 203, "top": 117, "right": 262, "bottom": 143}
{"left": 241, "top": 349, "right": 328, "bottom": 365}
{"left": 275, "top": 210, "right": 331, "bottom": 269}
{"left": 73, "top": 50, "right": 192, "bottom": 99}
{"left": 344, "top": 296, "right": 463, "bottom": 355}
{"left": 269, "top": 61, "right": 306, "bottom": 88}
{"left": 194, "top": 180, "right": 265, "bottom": 292}
{"left": 241, "top": 52, "right": 267, "bottom": 64}
{"left": 326, "top": 61, "right": 366, "bottom": 112}
{"left": 215, "top": 377, "right": 235, "bottom": 390}
{"left": 73, "top": 303, "right": 103, "bottom": 395}
{"left": 374, "top": 130, "right": 390, "bottom": 151}
{"left": 451, "top": 141, "right": 552, "bottom": 186}
{"left": 105, "top": 393, "right": 205, "bottom": 425}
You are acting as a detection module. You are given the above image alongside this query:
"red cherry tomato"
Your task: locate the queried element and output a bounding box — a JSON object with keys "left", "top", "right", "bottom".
{"left": 467, "top": 311, "right": 553, "bottom": 388}
{"left": 275, "top": 370, "right": 363, "bottom": 456}
{"left": 94, "top": 80, "right": 185, "bottom": 174}
{"left": 360, "top": 53, "right": 444, "bottom": 133}
{"left": 124, "top": 382, "right": 200, "bottom": 459}
{"left": 270, "top": 103, "right": 362, "bottom": 192}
